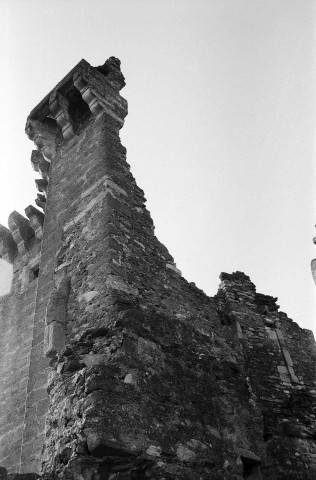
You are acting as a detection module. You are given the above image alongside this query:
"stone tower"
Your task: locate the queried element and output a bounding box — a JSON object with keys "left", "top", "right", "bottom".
{"left": 0, "top": 58, "right": 316, "bottom": 480}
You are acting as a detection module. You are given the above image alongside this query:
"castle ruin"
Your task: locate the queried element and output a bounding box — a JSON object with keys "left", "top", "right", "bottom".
{"left": 0, "top": 57, "right": 316, "bottom": 480}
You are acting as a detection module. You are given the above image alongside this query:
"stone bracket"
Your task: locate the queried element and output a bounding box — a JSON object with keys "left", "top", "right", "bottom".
{"left": 35, "top": 178, "right": 48, "bottom": 194}
{"left": 36, "top": 193, "right": 46, "bottom": 211}
{"left": 73, "top": 62, "right": 128, "bottom": 126}
{"left": 25, "top": 118, "right": 59, "bottom": 162}
{"left": 25, "top": 205, "right": 45, "bottom": 240}
{"left": 49, "top": 91, "right": 75, "bottom": 140}
{"left": 73, "top": 73, "right": 105, "bottom": 118}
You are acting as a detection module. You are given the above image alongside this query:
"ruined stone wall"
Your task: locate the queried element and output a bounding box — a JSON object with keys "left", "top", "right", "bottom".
{"left": 38, "top": 105, "right": 261, "bottom": 477}
{"left": 0, "top": 212, "right": 43, "bottom": 471}
{"left": 0, "top": 277, "right": 37, "bottom": 472}
{"left": 0, "top": 57, "right": 315, "bottom": 480}
{"left": 215, "top": 272, "right": 316, "bottom": 478}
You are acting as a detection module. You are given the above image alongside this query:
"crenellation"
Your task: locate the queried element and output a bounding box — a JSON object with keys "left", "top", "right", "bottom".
{"left": 30, "top": 149, "right": 43, "bottom": 171}
{"left": 0, "top": 225, "right": 18, "bottom": 263}
{"left": 30, "top": 150, "right": 50, "bottom": 180}
{"left": 8, "top": 212, "right": 35, "bottom": 256}
{"left": 73, "top": 59, "right": 127, "bottom": 125}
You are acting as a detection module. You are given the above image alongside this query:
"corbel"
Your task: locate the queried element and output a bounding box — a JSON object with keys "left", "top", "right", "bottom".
{"left": 73, "top": 73, "right": 104, "bottom": 117}
{"left": 35, "top": 178, "right": 48, "bottom": 194}
{"left": 25, "top": 205, "right": 45, "bottom": 240}
{"left": 49, "top": 90, "right": 75, "bottom": 140}
{"left": 35, "top": 193, "right": 46, "bottom": 211}
{"left": 31, "top": 150, "right": 50, "bottom": 181}
{"left": 25, "top": 118, "right": 58, "bottom": 161}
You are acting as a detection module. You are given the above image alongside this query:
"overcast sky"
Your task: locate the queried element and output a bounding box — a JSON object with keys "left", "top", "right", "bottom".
{"left": 0, "top": 0, "right": 315, "bottom": 333}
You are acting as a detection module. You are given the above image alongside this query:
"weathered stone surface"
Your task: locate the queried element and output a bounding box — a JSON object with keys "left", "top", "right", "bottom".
{"left": 44, "top": 321, "right": 66, "bottom": 359}
{"left": 0, "top": 57, "right": 315, "bottom": 480}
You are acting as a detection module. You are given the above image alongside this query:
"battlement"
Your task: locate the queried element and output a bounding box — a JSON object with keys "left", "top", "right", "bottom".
{"left": 0, "top": 209, "right": 41, "bottom": 291}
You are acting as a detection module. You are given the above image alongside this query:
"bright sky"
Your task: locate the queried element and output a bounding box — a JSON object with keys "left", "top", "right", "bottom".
{"left": 0, "top": 0, "right": 315, "bottom": 333}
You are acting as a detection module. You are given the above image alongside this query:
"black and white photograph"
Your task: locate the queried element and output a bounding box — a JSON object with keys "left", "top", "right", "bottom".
{"left": 0, "top": 1, "right": 315, "bottom": 479}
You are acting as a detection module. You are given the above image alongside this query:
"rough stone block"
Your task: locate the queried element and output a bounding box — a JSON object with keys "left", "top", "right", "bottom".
{"left": 282, "top": 348, "right": 293, "bottom": 367}
{"left": 44, "top": 321, "right": 65, "bottom": 358}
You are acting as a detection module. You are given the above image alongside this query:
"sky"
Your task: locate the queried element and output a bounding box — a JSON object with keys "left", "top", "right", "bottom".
{"left": 0, "top": 0, "right": 315, "bottom": 333}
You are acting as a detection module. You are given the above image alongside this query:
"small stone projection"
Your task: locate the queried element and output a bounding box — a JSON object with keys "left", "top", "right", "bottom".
{"left": 311, "top": 234, "right": 316, "bottom": 286}
{"left": 0, "top": 57, "right": 316, "bottom": 480}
